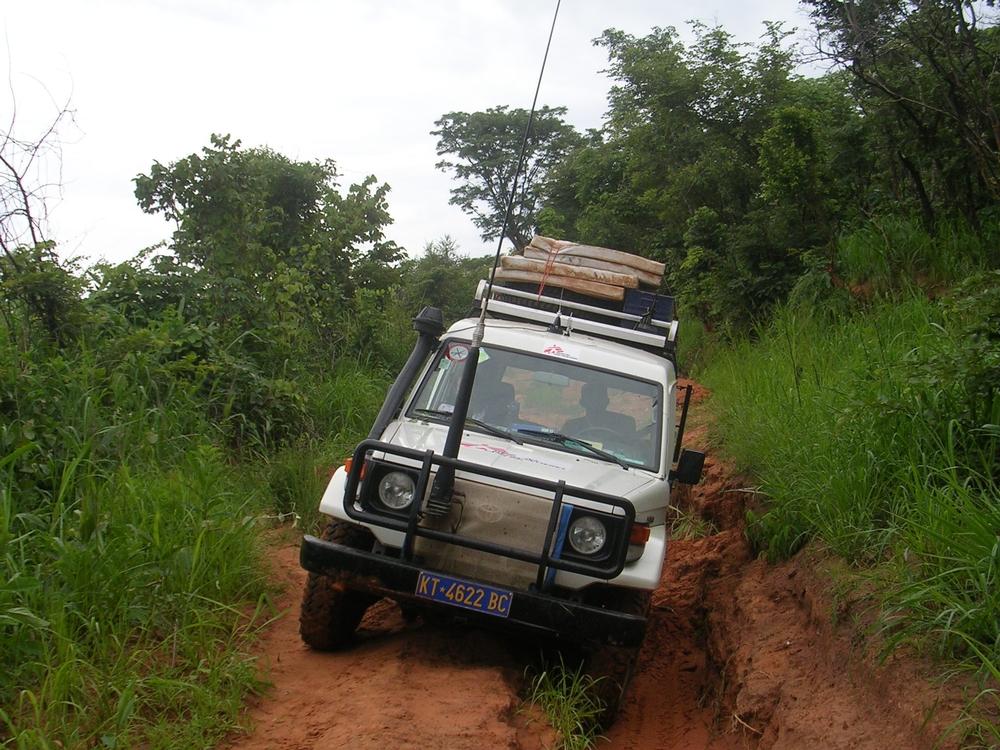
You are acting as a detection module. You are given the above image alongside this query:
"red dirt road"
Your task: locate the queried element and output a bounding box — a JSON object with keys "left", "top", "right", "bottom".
{"left": 221, "top": 544, "right": 553, "bottom": 750}
{"left": 224, "top": 382, "right": 964, "bottom": 750}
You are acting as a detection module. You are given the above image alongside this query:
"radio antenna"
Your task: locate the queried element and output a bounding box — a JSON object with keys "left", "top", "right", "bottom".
{"left": 476, "top": 0, "right": 562, "bottom": 341}
{"left": 427, "top": 0, "right": 563, "bottom": 516}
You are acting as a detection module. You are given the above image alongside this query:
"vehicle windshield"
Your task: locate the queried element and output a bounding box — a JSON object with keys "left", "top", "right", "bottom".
{"left": 407, "top": 340, "right": 662, "bottom": 471}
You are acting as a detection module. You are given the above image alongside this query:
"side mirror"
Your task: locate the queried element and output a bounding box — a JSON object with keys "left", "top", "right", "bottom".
{"left": 671, "top": 449, "right": 705, "bottom": 485}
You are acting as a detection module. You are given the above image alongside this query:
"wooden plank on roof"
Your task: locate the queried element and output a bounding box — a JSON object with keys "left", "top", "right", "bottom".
{"left": 529, "top": 235, "right": 666, "bottom": 276}
{"left": 500, "top": 255, "right": 639, "bottom": 288}
{"left": 522, "top": 247, "right": 662, "bottom": 288}
{"left": 491, "top": 269, "right": 625, "bottom": 301}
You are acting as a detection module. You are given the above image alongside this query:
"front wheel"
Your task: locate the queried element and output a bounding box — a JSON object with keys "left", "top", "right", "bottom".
{"left": 584, "top": 587, "right": 652, "bottom": 727}
{"left": 299, "top": 520, "right": 376, "bottom": 651}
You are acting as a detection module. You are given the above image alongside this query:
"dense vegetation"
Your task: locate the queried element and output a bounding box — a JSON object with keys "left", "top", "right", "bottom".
{"left": 1, "top": 0, "right": 998, "bottom": 745}
{"left": 681, "top": 6, "right": 999, "bottom": 738}
{"left": 435, "top": 0, "right": 1000, "bottom": 736}
{"left": 702, "top": 274, "right": 999, "bottom": 735}
{"left": 0, "top": 131, "right": 491, "bottom": 746}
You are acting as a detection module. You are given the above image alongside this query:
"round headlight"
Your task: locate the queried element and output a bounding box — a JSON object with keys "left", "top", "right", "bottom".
{"left": 378, "top": 471, "right": 416, "bottom": 509}
{"left": 567, "top": 516, "right": 608, "bottom": 555}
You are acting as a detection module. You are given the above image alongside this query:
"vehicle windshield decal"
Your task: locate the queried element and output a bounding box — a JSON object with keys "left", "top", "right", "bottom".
{"left": 459, "top": 441, "right": 567, "bottom": 470}
{"left": 542, "top": 342, "right": 577, "bottom": 360}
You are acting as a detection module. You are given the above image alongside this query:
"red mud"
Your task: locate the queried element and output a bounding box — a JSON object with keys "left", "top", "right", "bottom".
{"left": 221, "top": 543, "right": 555, "bottom": 750}
{"left": 224, "top": 380, "right": 967, "bottom": 750}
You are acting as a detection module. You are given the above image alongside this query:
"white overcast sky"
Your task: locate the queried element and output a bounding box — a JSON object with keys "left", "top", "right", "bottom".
{"left": 3, "top": 1, "right": 811, "bottom": 265}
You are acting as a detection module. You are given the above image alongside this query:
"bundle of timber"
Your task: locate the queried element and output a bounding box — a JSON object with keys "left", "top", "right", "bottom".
{"left": 493, "top": 235, "right": 665, "bottom": 302}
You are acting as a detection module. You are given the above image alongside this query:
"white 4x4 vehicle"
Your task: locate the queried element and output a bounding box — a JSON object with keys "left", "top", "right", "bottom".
{"left": 299, "top": 281, "right": 703, "bottom": 722}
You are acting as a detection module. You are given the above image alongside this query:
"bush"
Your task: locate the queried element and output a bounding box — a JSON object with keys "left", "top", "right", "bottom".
{"left": 871, "top": 270, "right": 1000, "bottom": 482}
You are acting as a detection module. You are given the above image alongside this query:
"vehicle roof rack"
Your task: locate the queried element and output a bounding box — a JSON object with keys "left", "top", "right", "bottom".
{"left": 473, "top": 280, "right": 678, "bottom": 359}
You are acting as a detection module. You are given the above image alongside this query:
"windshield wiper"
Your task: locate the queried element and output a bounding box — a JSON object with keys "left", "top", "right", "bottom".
{"left": 513, "top": 427, "right": 629, "bottom": 469}
{"left": 412, "top": 409, "right": 523, "bottom": 445}
{"left": 412, "top": 408, "right": 453, "bottom": 419}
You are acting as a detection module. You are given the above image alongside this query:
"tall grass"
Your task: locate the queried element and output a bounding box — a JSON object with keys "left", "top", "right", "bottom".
{"left": 0, "top": 322, "right": 391, "bottom": 746}
{"left": 701, "top": 288, "right": 1000, "bottom": 718}
{"left": 0, "top": 443, "right": 273, "bottom": 747}
{"left": 835, "top": 216, "right": 1000, "bottom": 292}
{"left": 263, "top": 361, "right": 389, "bottom": 532}
{"left": 702, "top": 298, "right": 939, "bottom": 560}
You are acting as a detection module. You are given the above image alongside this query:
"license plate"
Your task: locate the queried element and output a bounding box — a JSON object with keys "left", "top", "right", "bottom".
{"left": 414, "top": 571, "right": 512, "bottom": 618}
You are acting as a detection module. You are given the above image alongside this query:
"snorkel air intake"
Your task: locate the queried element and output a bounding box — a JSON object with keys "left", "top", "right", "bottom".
{"left": 367, "top": 306, "right": 444, "bottom": 441}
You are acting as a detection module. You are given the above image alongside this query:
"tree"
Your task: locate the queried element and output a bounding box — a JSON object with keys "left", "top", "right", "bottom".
{"left": 541, "top": 23, "right": 825, "bottom": 330}
{"left": 806, "top": 0, "right": 1000, "bottom": 224}
{"left": 398, "top": 236, "right": 492, "bottom": 322}
{"left": 0, "top": 96, "right": 73, "bottom": 257}
{"left": 0, "top": 86, "right": 83, "bottom": 344}
{"left": 134, "top": 135, "right": 403, "bottom": 352}
{"left": 539, "top": 132, "right": 649, "bottom": 254}
{"left": 432, "top": 106, "right": 583, "bottom": 251}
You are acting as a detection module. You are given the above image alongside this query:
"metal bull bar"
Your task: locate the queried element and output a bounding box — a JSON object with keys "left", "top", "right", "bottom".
{"left": 341, "top": 439, "right": 636, "bottom": 587}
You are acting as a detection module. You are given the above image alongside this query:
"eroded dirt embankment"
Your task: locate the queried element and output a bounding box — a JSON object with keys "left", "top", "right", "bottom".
{"left": 224, "top": 381, "right": 965, "bottom": 750}
{"left": 612, "top": 415, "right": 959, "bottom": 750}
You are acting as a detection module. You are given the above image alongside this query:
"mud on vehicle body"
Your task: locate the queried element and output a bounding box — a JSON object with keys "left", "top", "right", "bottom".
{"left": 299, "top": 280, "right": 704, "bottom": 724}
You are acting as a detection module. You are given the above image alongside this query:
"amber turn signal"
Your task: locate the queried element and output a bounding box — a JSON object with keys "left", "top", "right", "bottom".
{"left": 343, "top": 457, "right": 367, "bottom": 479}
{"left": 629, "top": 523, "right": 651, "bottom": 544}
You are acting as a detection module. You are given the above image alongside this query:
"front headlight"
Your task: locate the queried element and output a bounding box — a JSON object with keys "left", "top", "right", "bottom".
{"left": 567, "top": 515, "right": 608, "bottom": 555}
{"left": 378, "top": 471, "right": 416, "bottom": 509}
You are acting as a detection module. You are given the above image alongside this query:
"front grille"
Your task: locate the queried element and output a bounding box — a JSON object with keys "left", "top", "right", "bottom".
{"left": 413, "top": 478, "right": 552, "bottom": 589}
{"left": 342, "top": 438, "right": 634, "bottom": 582}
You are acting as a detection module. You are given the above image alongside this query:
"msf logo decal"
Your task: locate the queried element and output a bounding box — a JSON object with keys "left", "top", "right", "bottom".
{"left": 542, "top": 343, "right": 577, "bottom": 359}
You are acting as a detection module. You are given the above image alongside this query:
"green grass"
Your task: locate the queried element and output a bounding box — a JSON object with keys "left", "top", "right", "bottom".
{"left": 668, "top": 504, "right": 716, "bottom": 540}
{"left": 0, "top": 444, "right": 273, "bottom": 748}
{"left": 835, "top": 216, "right": 999, "bottom": 293}
{"left": 525, "top": 661, "right": 606, "bottom": 750}
{"left": 675, "top": 307, "right": 716, "bottom": 376}
{"left": 700, "top": 288, "right": 1000, "bottom": 730}
{"left": 265, "top": 361, "right": 389, "bottom": 533}
{"left": 703, "top": 298, "right": 936, "bottom": 560}
{"left": 0, "top": 321, "right": 390, "bottom": 747}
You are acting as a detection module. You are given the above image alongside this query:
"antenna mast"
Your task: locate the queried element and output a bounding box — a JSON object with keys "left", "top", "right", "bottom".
{"left": 426, "top": 0, "right": 563, "bottom": 516}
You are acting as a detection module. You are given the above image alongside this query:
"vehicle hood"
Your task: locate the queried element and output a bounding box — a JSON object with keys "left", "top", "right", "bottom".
{"left": 384, "top": 419, "right": 658, "bottom": 499}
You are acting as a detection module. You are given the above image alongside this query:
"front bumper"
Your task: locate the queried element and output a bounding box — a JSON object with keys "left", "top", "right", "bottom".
{"left": 301, "top": 534, "right": 648, "bottom": 647}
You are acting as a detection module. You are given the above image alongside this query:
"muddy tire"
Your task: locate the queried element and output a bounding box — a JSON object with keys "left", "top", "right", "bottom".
{"left": 299, "top": 521, "right": 376, "bottom": 651}
{"left": 584, "top": 587, "right": 652, "bottom": 728}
